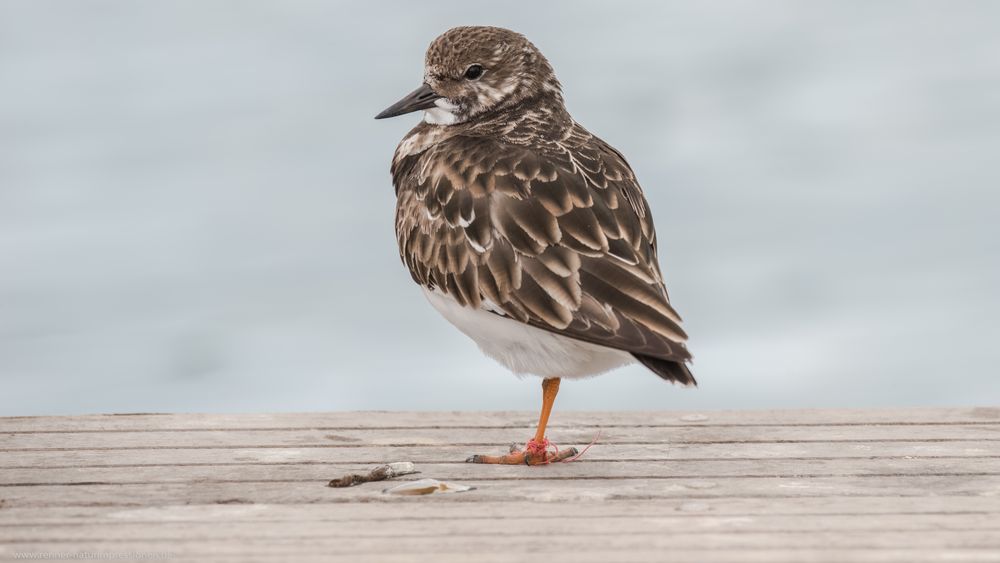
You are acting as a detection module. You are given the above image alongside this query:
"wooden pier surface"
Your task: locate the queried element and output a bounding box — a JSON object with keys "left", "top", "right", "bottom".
{"left": 1, "top": 407, "right": 998, "bottom": 562}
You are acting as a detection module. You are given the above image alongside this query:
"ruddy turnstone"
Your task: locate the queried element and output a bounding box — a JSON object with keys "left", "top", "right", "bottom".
{"left": 376, "top": 26, "right": 694, "bottom": 465}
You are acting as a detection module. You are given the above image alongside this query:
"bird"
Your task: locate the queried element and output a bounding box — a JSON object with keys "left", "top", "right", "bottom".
{"left": 376, "top": 26, "right": 694, "bottom": 465}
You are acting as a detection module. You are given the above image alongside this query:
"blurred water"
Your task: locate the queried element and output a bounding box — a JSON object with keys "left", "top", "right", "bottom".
{"left": 1, "top": 1, "right": 998, "bottom": 415}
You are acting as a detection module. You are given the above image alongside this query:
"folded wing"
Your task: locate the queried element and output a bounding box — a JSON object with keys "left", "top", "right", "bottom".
{"left": 393, "top": 125, "right": 693, "bottom": 383}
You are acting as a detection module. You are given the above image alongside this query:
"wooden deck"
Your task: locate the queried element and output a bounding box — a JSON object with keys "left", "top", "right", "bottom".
{"left": 1, "top": 407, "right": 998, "bottom": 562}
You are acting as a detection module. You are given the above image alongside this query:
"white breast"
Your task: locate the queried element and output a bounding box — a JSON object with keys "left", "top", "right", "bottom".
{"left": 423, "top": 289, "right": 634, "bottom": 379}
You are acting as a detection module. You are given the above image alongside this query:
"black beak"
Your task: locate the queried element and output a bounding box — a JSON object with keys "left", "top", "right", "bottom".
{"left": 375, "top": 83, "right": 442, "bottom": 120}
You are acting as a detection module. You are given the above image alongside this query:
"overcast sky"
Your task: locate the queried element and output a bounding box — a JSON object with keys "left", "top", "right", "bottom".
{"left": 2, "top": 1, "right": 998, "bottom": 415}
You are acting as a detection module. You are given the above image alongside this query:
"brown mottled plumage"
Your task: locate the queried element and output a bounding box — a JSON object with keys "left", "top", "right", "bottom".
{"left": 377, "top": 27, "right": 693, "bottom": 464}
{"left": 380, "top": 26, "right": 694, "bottom": 387}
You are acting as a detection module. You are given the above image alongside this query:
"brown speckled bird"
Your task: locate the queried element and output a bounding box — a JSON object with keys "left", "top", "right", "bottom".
{"left": 376, "top": 26, "right": 694, "bottom": 465}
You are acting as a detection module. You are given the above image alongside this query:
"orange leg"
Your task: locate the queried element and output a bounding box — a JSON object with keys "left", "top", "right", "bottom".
{"left": 466, "top": 378, "right": 578, "bottom": 465}
{"left": 533, "top": 377, "right": 560, "bottom": 444}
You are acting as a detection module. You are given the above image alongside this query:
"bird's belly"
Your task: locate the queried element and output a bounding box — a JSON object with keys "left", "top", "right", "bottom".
{"left": 423, "top": 288, "right": 634, "bottom": 379}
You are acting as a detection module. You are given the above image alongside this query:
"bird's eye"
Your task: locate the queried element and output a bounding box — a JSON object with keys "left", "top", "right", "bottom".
{"left": 464, "top": 64, "right": 484, "bottom": 80}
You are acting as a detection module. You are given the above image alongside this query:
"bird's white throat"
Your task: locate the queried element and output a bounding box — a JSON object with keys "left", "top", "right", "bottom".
{"left": 423, "top": 98, "right": 460, "bottom": 125}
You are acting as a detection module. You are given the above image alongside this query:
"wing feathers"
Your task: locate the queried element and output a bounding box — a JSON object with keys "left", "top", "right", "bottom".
{"left": 394, "top": 126, "right": 691, "bottom": 367}
{"left": 558, "top": 207, "right": 608, "bottom": 252}
{"left": 516, "top": 274, "right": 573, "bottom": 329}
{"left": 523, "top": 258, "right": 582, "bottom": 310}
{"left": 536, "top": 246, "right": 580, "bottom": 277}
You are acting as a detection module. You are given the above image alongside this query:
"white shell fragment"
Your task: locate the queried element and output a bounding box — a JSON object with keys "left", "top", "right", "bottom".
{"left": 327, "top": 461, "right": 419, "bottom": 488}
{"left": 383, "top": 462, "right": 417, "bottom": 476}
{"left": 383, "top": 478, "right": 474, "bottom": 496}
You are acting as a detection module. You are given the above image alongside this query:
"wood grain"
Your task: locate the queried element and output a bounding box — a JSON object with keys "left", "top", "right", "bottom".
{"left": 1, "top": 408, "right": 998, "bottom": 562}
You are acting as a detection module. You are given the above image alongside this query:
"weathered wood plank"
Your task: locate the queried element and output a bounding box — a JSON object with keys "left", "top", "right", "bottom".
{"left": 4, "top": 513, "right": 1000, "bottom": 543}
{"left": 1, "top": 408, "right": 998, "bottom": 563}
{"left": 1, "top": 546, "right": 998, "bottom": 563}
{"left": 2, "top": 407, "right": 997, "bottom": 432}
{"left": 4, "top": 457, "right": 999, "bottom": 486}
{"left": 3, "top": 496, "right": 999, "bottom": 526}
{"left": 2, "top": 440, "right": 995, "bottom": 470}
{"left": 2, "top": 530, "right": 999, "bottom": 550}
{"left": 3, "top": 424, "right": 998, "bottom": 451}
{"left": 2, "top": 475, "right": 999, "bottom": 508}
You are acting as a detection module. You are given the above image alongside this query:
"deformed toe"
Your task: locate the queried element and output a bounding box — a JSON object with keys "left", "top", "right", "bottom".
{"left": 554, "top": 447, "right": 579, "bottom": 461}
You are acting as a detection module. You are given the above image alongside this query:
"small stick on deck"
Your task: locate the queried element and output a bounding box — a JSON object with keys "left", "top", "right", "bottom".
{"left": 327, "top": 461, "right": 418, "bottom": 488}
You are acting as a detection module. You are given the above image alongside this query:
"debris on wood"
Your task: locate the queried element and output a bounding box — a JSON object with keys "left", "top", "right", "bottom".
{"left": 327, "top": 462, "right": 418, "bottom": 488}
{"left": 383, "top": 478, "right": 474, "bottom": 496}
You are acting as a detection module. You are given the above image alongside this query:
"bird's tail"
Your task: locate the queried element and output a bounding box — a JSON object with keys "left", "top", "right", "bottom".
{"left": 632, "top": 354, "right": 697, "bottom": 386}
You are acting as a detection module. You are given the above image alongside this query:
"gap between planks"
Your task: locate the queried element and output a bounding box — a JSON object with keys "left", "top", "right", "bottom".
{"left": 6, "top": 420, "right": 1000, "bottom": 434}
{"left": 7, "top": 455, "right": 1000, "bottom": 471}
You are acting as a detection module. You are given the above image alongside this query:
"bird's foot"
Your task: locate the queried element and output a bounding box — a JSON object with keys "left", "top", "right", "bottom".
{"left": 465, "top": 438, "right": 578, "bottom": 465}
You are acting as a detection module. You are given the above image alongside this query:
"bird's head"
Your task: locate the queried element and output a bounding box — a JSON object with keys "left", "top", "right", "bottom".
{"left": 375, "top": 26, "right": 562, "bottom": 125}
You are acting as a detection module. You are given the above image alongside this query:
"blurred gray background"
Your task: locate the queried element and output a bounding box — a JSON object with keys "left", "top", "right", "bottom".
{"left": 2, "top": 1, "right": 998, "bottom": 415}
